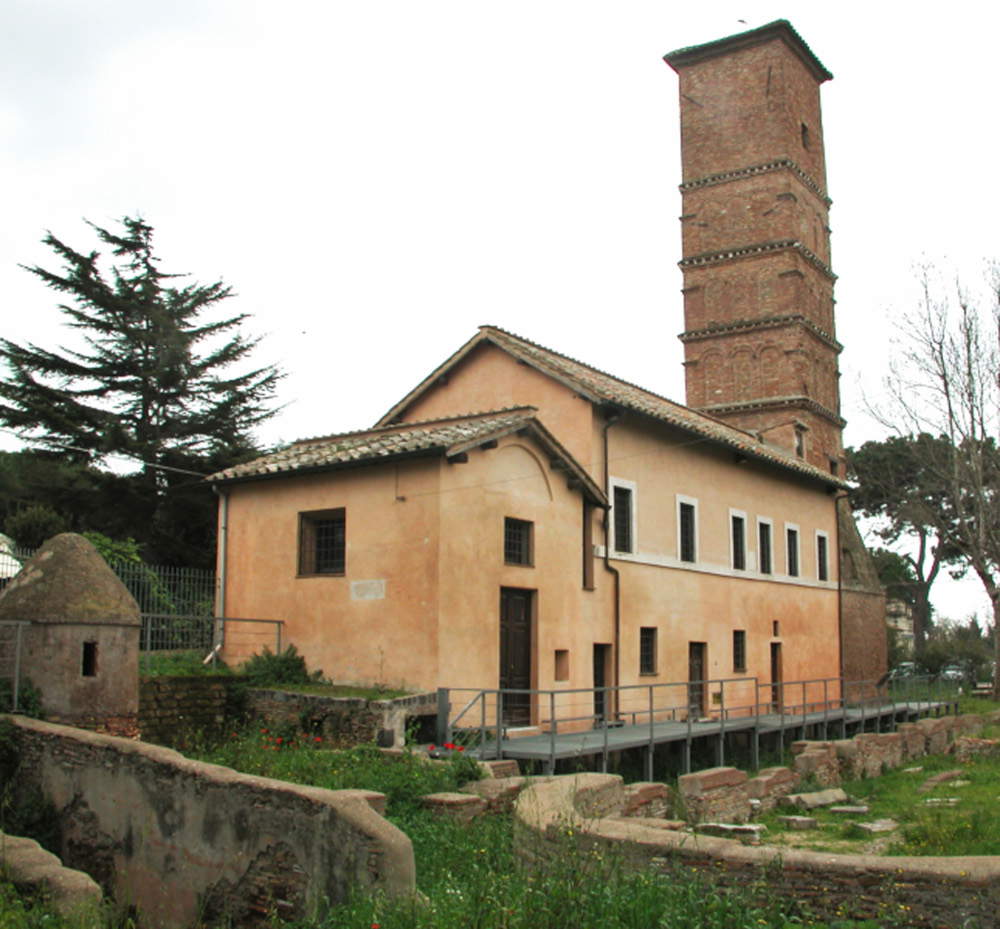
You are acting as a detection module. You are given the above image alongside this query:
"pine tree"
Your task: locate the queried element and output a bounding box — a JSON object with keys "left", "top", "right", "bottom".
{"left": 0, "top": 217, "right": 282, "bottom": 564}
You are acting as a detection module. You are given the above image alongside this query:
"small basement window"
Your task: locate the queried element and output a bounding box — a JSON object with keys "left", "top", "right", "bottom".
{"left": 82, "top": 641, "right": 98, "bottom": 677}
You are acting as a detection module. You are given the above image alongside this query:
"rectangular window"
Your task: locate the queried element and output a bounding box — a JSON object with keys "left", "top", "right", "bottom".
{"left": 504, "top": 517, "right": 533, "bottom": 565}
{"left": 732, "top": 630, "right": 746, "bottom": 673}
{"left": 758, "top": 519, "right": 772, "bottom": 575}
{"left": 582, "top": 501, "right": 595, "bottom": 589}
{"left": 82, "top": 641, "right": 98, "bottom": 677}
{"left": 554, "top": 649, "right": 569, "bottom": 682}
{"left": 786, "top": 526, "right": 799, "bottom": 577}
{"left": 299, "top": 508, "right": 346, "bottom": 575}
{"left": 678, "top": 498, "right": 697, "bottom": 563}
{"left": 639, "top": 627, "right": 657, "bottom": 675}
{"left": 730, "top": 512, "right": 746, "bottom": 570}
{"left": 816, "top": 532, "right": 829, "bottom": 581}
{"left": 612, "top": 485, "right": 633, "bottom": 554}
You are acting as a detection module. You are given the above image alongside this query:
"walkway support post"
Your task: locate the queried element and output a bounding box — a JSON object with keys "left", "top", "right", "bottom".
{"left": 437, "top": 688, "right": 450, "bottom": 746}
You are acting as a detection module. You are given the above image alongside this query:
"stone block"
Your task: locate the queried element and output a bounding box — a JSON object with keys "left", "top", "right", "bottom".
{"left": 782, "top": 787, "right": 848, "bottom": 810}
{"left": 694, "top": 822, "right": 767, "bottom": 841}
{"left": 896, "top": 722, "right": 926, "bottom": 759}
{"left": 622, "top": 781, "right": 671, "bottom": 818}
{"left": 460, "top": 777, "right": 530, "bottom": 813}
{"left": 419, "top": 792, "right": 486, "bottom": 822}
{"left": 954, "top": 737, "right": 1000, "bottom": 763}
{"left": 829, "top": 805, "right": 870, "bottom": 815}
{"left": 856, "top": 819, "right": 898, "bottom": 834}
{"left": 777, "top": 815, "right": 817, "bottom": 830}
{"left": 479, "top": 759, "right": 521, "bottom": 778}
{"left": 677, "top": 766, "right": 747, "bottom": 796}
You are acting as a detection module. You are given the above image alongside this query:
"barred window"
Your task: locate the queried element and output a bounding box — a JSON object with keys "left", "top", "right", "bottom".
{"left": 733, "top": 630, "right": 746, "bottom": 673}
{"left": 758, "top": 521, "right": 772, "bottom": 575}
{"left": 679, "top": 501, "right": 697, "bottom": 563}
{"left": 504, "top": 518, "right": 533, "bottom": 566}
{"left": 299, "top": 508, "right": 345, "bottom": 575}
{"left": 640, "top": 627, "right": 657, "bottom": 675}
{"left": 613, "top": 485, "right": 633, "bottom": 554}
{"left": 731, "top": 514, "right": 746, "bottom": 570}
{"left": 817, "top": 533, "right": 829, "bottom": 581}
{"left": 786, "top": 527, "right": 799, "bottom": 577}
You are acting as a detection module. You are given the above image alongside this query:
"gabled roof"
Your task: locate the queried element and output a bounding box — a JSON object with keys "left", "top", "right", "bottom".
{"left": 208, "top": 407, "right": 608, "bottom": 506}
{"left": 376, "top": 325, "right": 845, "bottom": 489}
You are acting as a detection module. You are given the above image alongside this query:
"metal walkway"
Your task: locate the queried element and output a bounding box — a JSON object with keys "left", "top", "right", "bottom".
{"left": 490, "top": 701, "right": 951, "bottom": 772}
{"left": 443, "top": 682, "right": 957, "bottom": 776}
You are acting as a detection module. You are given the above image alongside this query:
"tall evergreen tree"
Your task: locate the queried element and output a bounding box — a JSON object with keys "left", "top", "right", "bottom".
{"left": 0, "top": 217, "right": 282, "bottom": 564}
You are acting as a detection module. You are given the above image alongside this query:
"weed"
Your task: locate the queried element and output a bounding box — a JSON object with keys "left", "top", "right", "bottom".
{"left": 240, "top": 644, "right": 319, "bottom": 687}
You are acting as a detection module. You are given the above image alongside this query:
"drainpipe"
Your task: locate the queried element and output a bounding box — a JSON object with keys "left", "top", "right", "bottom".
{"left": 833, "top": 490, "right": 848, "bottom": 692}
{"left": 212, "top": 485, "right": 229, "bottom": 653}
{"left": 602, "top": 409, "right": 623, "bottom": 719}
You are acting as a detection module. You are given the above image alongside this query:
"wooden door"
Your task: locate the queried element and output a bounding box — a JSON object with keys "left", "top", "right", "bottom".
{"left": 593, "top": 643, "right": 610, "bottom": 724}
{"left": 770, "top": 642, "right": 783, "bottom": 711}
{"left": 688, "top": 642, "right": 707, "bottom": 718}
{"left": 500, "top": 588, "right": 533, "bottom": 725}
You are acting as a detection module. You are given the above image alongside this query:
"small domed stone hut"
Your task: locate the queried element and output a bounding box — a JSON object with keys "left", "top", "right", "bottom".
{"left": 0, "top": 533, "right": 140, "bottom": 731}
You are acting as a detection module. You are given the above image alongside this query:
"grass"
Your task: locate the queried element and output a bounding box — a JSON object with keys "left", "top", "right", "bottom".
{"left": 192, "top": 723, "right": 481, "bottom": 813}
{"left": 138, "top": 649, "right": 230, "bottom": 677}
{"left": 190, "top": 727, "right": 891, "bottom": 929}
{"left": 758, "top": 740, "right": 1000, "bottom": 856}
{"left": 258, "top": 681, "right": 413, "bottom": 700}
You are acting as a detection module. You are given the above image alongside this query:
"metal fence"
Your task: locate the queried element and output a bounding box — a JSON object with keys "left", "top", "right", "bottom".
{"left": 6, "top": 545, "right": 216, "bottom": 615}
{"left": 0, "top": 621, "right": 28, "bottom": 711}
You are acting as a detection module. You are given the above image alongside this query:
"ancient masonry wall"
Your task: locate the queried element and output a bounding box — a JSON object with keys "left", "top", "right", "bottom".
{"left": 515, "top": 771, "right": 1000, "bottom": 929}
{"left": 6, "top": 715, "right": 415, "bottom": 928}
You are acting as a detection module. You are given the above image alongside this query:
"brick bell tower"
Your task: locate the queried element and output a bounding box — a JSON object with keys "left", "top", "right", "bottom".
{"left": 665, "top": 21, "right": 844, "bottom": 475}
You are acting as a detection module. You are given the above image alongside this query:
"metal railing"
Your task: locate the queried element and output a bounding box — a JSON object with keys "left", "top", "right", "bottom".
{"left": 0, "top": 621, "right": 29, "bottom": 712}
{"left": 440, "top": 672, "right": 957, "bottom": 774}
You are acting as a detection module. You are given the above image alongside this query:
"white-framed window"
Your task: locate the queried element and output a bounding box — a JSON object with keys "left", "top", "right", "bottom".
{"left": 729, "top": 508, "right": 747, "bottom": 571}
{"left": 757, "top": 516, "right": 773, "bottom": 575}
{"left": 816, "top": 530, "right": 830, "bottom": 582}
{"left": 610, "top": 478, "right": 637, "bottom": 555}
{"left": 677, "top": 494, "right": 698, "bottom": 563}
{"left": 785, "top": 522, "right": 800, "bottom": 578}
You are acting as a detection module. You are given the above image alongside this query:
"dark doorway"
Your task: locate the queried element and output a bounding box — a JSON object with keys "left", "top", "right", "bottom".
{"left": 688, "top": 642, "right": 707, "bottom": 718}
{"left": 770, "top": 641, "right": 783, "bottom": 711}
{"left": 500, "top": 588, "right": 533, "bottom": 725}
{"left": 593, "top": 643, "right": 611, "bottom": 724}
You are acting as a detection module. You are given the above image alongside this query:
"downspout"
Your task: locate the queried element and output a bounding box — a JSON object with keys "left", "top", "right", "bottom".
{"left": 602, "top": 409, "right": 623, "bottom": 719}
{"left": 212, "top": 484, "right": 229, "bottom": 654}
{"left": 833, "top": 490, "right": 848, "bottom": 685}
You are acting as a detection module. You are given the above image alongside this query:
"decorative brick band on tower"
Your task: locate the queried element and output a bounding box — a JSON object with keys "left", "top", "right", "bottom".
{"left": 666, "top": 21, "right": 844, "bottom": 475}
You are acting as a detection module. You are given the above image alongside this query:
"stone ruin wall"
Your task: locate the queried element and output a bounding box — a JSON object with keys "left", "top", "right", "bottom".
{"left": 5, "top": 715, "right": 415, "bottom": 928}
{"left": 513, "top": 710, "right": 1000, "bottom": 927}
{"left": 515, "top": 770, "right": 1000, "bottom": 929}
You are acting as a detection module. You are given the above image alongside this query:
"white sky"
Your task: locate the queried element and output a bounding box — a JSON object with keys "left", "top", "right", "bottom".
{"left": 3, "top": 1, "right": 998, "bottom": 622}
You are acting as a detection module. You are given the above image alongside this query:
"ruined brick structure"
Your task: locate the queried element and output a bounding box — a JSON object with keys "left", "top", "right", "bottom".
{"left": 666, "top": 22, "right": 886, "bottom": 681}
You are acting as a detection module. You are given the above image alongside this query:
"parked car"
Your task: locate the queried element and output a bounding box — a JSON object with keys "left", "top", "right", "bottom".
{"left": 888, "top": 662, "right": 924, "bottom": 681}
{"left": 938, "top": 665, "right": 966, "bottom": 682}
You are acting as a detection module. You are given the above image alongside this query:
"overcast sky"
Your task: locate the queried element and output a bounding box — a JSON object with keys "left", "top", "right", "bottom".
{"left": 3, "top": 1, "right": 998, "bottom": 620}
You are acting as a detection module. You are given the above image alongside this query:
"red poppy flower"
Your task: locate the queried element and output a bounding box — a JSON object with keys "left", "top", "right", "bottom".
{"left": 428, "top": 744, "right": 436, "bottom": 751}
{"left": 314, "top": 736, "right": 322, "bottom": 743}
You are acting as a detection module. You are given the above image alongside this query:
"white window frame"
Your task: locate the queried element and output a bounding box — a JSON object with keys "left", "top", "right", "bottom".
{"left": 757, "top": 516, "right": 773, "bottom": 575}
{"left": 729, "top": 508, "right": 747, "bottom": 571}
{"left": 815, "top": 530, "right": 830, "bottom": 582}
{"left": 676, "top": 494, "right": 699, "bottom": 564}
{"left": 785, "top": 522, "right": 800, "bottom": 578}
{"left": 609, "top": 477, "right": 637, "bottom": 555}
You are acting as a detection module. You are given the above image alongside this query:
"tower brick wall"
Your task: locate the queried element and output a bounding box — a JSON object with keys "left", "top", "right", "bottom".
{"left": 666, "top": 21, "right": 886, "bottom": 681}
{"left": 666, "top": 22, "right": 844, "bottom": 474}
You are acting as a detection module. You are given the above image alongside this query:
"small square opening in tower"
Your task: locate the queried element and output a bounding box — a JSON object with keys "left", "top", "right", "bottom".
{"left": 82, "top": 641, "right": 98, "bottom": 677}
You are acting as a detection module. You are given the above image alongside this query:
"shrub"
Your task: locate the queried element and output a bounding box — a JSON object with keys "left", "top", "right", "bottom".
{"left": 240, "top": 645, "right": 318, "bottom": 687}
